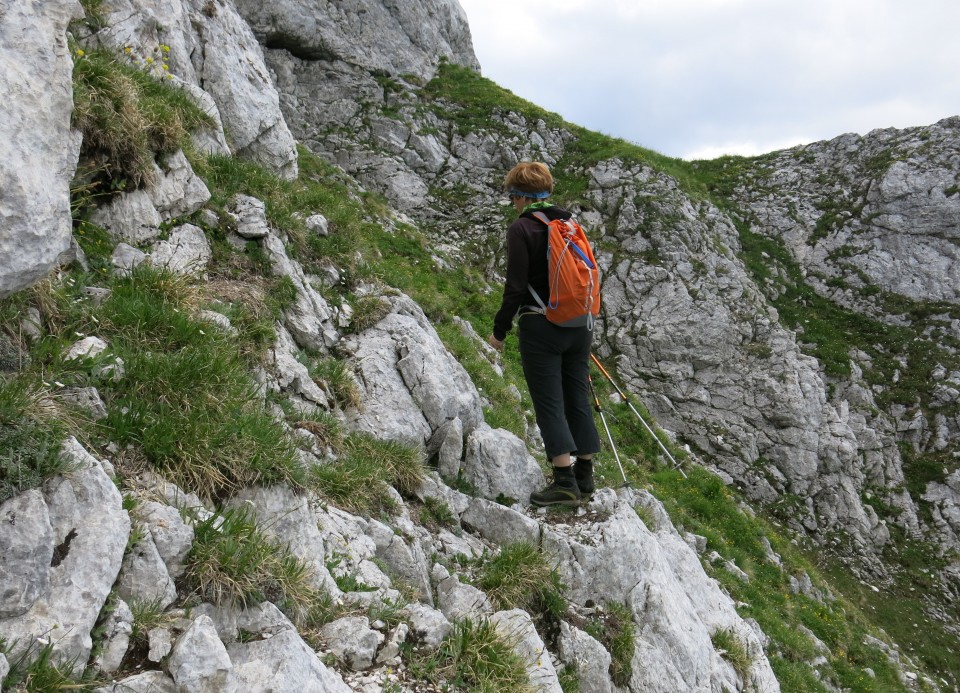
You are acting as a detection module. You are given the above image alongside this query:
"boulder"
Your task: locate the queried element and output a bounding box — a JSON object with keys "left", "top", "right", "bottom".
{"left": 166, "top": 614, "right": 235, "bottom": 693}
{"left": 229, "top": 628, "right": 352, "bottom": 692}
{"left": 149, "top": 224, "right": 212, "bottom": 275}
{"left": 401, "top": 603, "right": 451, "bottom": 648}
{"left": 557, "top": 621, "right": 615, "bottom": 693}
{"left": 263, "top": 233, "right": 339, "bottom": 351}
{"left": 490, "top": 609, "right": 562, "bottom": 693}
{"left": 461, "top": 424, "right": 546, "bottom": 504}
{"left": 94, "top": 599, "right": 134, "bottom": 674}
{"left": 117, "top": 532, "right": 178, "bottom": 609}
{"left": 0, "top": 439, "right": 130, "bottom": 673}
{"left": 318, "top": 616, "right": 383, "bottom": 671}
{"left": 460, "top": 497, "right": 541, "bottom": 546}
{"left": 0, "top": 490, "right": 53, "bottom": 618}
{"left": 0, "top": 0, "right": 82, "bottom": 297}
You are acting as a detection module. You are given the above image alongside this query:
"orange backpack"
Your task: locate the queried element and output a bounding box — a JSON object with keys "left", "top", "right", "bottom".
{"left": 529, "top": 211, "right": 601, "bottom": 329}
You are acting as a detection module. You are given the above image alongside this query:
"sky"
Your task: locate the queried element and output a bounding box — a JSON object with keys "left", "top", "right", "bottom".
{"left": 456, "top": 0, "right": 960, "bottom": 160}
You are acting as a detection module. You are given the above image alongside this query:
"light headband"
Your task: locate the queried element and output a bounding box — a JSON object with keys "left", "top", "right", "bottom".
{"left": 508, "top": 189, "right": 551, "bottom": 199}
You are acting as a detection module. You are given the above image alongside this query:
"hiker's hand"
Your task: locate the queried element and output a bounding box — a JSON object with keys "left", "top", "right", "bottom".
{"left": 487, "top": 335, "right": 504, "bottom": 351}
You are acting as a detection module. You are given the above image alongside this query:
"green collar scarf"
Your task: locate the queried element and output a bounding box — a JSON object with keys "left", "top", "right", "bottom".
{"left": 522, "top": 201, "right": 552, "bottom": 214}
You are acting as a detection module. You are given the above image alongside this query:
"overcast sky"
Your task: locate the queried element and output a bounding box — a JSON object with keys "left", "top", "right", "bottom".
{"left": 457, "top": 0, "right": 960, "bottom": 160}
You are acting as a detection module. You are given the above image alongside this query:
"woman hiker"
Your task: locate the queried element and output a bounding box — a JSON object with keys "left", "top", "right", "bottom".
{"left": 487, "top": 161, "right": 601, "bottom": 507}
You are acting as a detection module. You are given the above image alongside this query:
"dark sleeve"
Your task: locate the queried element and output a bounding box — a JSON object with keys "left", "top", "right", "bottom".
{"left": 492, "top": 222, "right": 531, "bottom": 340}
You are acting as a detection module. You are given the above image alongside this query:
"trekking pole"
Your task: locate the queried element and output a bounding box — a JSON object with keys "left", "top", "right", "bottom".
{"left": 590, "top": 353, "right": 688, "bottom": 479}
{"left": 589, "top": 376, "right": 629, "bottom": 487}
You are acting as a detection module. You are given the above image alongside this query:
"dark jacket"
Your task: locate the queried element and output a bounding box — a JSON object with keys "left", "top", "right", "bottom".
{"left": 492, "top": 205, "right": 573, "bottom": 341}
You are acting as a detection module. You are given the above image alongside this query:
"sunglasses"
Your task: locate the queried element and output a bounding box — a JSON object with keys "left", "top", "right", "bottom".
{"left": 508, "top": 193, "right": 527, "bottom": 201}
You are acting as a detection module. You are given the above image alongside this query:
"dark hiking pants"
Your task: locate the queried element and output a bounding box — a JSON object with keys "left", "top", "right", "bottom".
{"left": 518, "top": 313, "right": 601, "bottom": 460}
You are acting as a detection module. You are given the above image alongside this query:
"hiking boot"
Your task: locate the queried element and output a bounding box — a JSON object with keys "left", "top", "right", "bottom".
{"left": 530, "top": 465, "right": 581, "bottom": 507}
{"left": 574, "top": 458, "right": 595, "bottom": 497}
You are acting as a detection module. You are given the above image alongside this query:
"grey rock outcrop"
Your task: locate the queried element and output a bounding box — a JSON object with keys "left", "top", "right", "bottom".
{"left": 87, "top": 0, "right": 297, "bottom": 178}
{"left": 340, "top": 292, "right": 483, "bottom": 448}
{"left": 234, "top": 0, "right": 479, "bottom": 82}
{"left": 0, "top": 0, "right": 82, "bottom": 297}
{"left": 730, "top": 118, "right": 960, "bottom": 306}
{"left": 490, "top": 609, "right": 563, "bottom": 693}
{"left": 543, "top": 489, "right": 780, "bottom": 692}
{"left": 167, "top": 614, "right": 236, "bottom": 692}
{"left": 0, "top": 490, "right": 54, "bottom": 619}
{"left": 0, "top": 439, "right": 130, "bottom": 673}
{"left": 229, "top": 628, "right": 352, "bottom": 692}
{"left": 148, "top": 223, "right": 212, "bottom": 275}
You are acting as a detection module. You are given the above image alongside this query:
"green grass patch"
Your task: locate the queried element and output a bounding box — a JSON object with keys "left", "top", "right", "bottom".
{"left": 1, "top": 639, "right": 101, "bottom": 691}
{"left": 72, "top": 47, "right": 213, "bottom": 203}
{"left": 476, "top": 542, "right": 565, "bottom": 617}
{"left": 183, "top": 506, "right": 321, "bottom": 618}
{"left": 89, "top": 267, "right": 304, "bottom": 499}
{"left": 711, "top": 628, "right": 753, "bottom": 683}
{"left": 0, "top": 377, "right": 82, "bottom": 503}
{"left": 406, "top": 618, "right": 534, "bottom": 693}
{"left": 311, "top": 432, "right": 425, "bottom": 514}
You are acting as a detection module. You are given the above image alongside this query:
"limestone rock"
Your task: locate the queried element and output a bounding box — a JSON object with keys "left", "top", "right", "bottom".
{"left": 401, "top": 602, "right": 451, "bottom": 648}
{"left": 490, "top": 609, "right": 562, "bottom": 693}
{"left": 229, "top": 628, "right": 352, "bottom": 692}
{"left": 366, "top": 519, "right": 433, "bottom": 606}
{"left": 91, "top": 189, "right": 164, "bottom": 244}
{"left": 235, "top": 0, "right": 479, "bottom": 82}
{"left": 460, "top": 497, "right": 541, "bottom": 546}
{"left": 0, "top": 0, "right": 82, "bottom": 297}
{"left": 0, "top": 438, "right": 130, "bottom": 673}
{"left": 148, "top": 150, "right": 211, "bottom": 220}
{"left": 263, "top": 233, "right": 339, "bottom": 351}
{"left": 134, "top": 500, "right": 194, "bottom": 580}
{"left": 558, "top": 621, "right": 615, "bottom": 693}
{"left": 166, "top": 614, "right": 235, "bottom": 693}
{"left": 461, "top": 424, "right": 546, "bottom": 504}
{"left": 117, "top": 532, "right": 178, "bottom": 609}
{"left": 435, "top": 573, "right": 493, "bottom": 621}
{"left": 58, "top": 387, "right": 108, "bottom": 421}
{"left": 0, "top": 490, "right": 53, "bottom": 619}
{"left": 230, "top": 194, "right": 271, "bottom": 239}
{"left": 318, "top": 616, "right": 384, "bottom": 671}
{"left": 149, "top": 224, "right": 212, "bottom": 275}
{"left": 89, "top": 0, "right": 297, "bottom": 178}
{"left": 94, "top": 598, "right": 134, "bottom": 674}
{"left": 95, "top": 671, "right": 177, "bottom": 692}
{"left": 111, "top": 243, "right": 148, "bottom": 276}
{"left": 542, "top": 489, "right": 780, "bottom": 692}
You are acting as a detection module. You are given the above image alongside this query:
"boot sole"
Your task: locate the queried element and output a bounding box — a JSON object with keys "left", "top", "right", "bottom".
{"left": 530, "top": 497, "right": 582, "bottom": 508}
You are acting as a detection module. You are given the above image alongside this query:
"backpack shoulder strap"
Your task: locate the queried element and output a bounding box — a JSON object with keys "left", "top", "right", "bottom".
{"left": 531, "top": 211, "right": 551, "bottom": 226}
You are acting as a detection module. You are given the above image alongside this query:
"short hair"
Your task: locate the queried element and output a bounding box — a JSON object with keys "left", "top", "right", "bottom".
{"left": 504, "top": 162, "right": 554, "bottom": 196}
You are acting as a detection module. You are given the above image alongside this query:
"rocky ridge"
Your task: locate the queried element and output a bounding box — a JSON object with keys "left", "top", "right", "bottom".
{"left": 250, "top": 7, "right": 960, "bottom": 597}
{"left": 0, "top": 0, "right": 957, "bottom": 691}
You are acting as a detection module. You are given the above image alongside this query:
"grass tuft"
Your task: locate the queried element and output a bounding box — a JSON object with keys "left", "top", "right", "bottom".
{"left": 311, "top": 432, "right": 424, "bottom": 513}
{"left": 0, "top": 379, "right": 80, "bottom": 503}
{"left": 1, "top": 638, "right": 101, "bottom": 691}
{"left": 407, "top": 618, "right": 534, "bottom": 693}
{"left": 183, "top": 506, "right": 319, "bottom": 615}
{"left": 71, "top": 48, "right": 213, "bottom": 199}
{"left": 477, "top": 543, "right": 565, "bottom": 617}
{"left": 712, "top": 627, "right": 753, "bottom": 685}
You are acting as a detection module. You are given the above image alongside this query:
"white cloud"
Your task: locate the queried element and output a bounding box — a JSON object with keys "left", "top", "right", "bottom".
{"left": 458, "top": 0, "right": 960, "bottom": 158}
